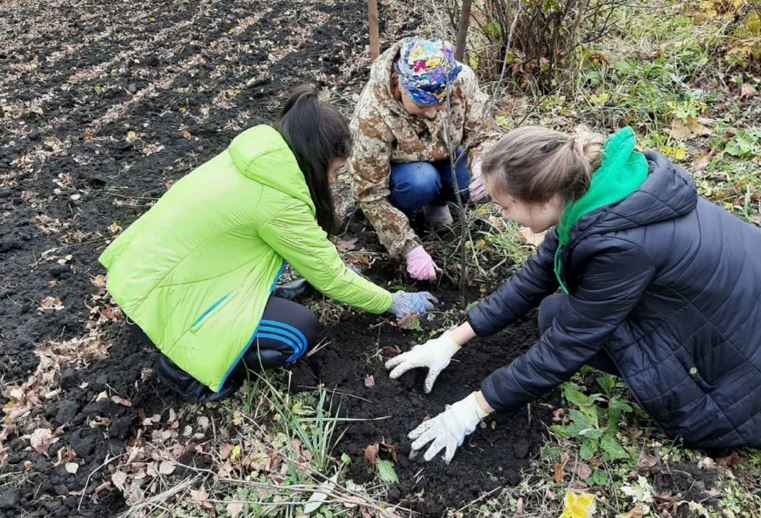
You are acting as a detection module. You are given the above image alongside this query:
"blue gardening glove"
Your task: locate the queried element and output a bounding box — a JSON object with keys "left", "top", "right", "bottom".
{"left": 389, "top": 291, "right": 438, "bottom": 319}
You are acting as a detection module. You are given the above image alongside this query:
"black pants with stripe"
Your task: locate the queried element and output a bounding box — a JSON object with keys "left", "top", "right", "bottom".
{"left": 138, "top": 296, "right": 318, "bottom": 403}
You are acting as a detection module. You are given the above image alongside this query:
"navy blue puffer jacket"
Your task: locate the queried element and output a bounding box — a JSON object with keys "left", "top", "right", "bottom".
{"left": 468, "top": 152, "right": 761, "bottom": 449}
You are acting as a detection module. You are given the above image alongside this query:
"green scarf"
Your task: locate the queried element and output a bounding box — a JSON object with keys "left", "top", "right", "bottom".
{"left": 554, "top": 127, "right": 648, "bottom": 293}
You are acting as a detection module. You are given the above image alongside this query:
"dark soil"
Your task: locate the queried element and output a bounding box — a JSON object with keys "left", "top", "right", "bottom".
{"left": 0, "top": 0, "right": 420, "bottom": 516}
{"left": 291, "top": 265, "right": 558, "bottom": 515}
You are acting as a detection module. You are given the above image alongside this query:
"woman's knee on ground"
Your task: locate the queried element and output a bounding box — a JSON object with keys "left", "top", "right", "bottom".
{"left": 537, "top": 293, "right": 568, "bottom": 332}
{"left": 390, "top": 162, "right": 442, "bottom": 212}
{"left": 242, "top": 296, "right": 319, "bottom": 369}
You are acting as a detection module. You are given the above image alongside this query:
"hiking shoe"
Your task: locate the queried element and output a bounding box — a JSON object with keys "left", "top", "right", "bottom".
{"left": 423, "top": 204, "right": 453, "bottom": 230}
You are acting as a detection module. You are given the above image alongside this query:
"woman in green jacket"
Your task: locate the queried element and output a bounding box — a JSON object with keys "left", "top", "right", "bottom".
{"left": 100, "top": 86, "right": 436, "bottom": 403}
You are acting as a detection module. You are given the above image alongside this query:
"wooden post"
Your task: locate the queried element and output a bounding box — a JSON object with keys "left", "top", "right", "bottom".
{"left": 368, "top": 0, "right": 380, "bottom": 60}
{"left": 455, "top": 0, "right": 473, "bottom": 62}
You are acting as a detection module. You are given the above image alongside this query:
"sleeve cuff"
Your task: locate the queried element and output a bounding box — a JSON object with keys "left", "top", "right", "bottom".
{"left": 466, "top": 309, "right": 498, "bottom": 338}
{"left": 480, "top": 374, "right": 507, "bottom": 413}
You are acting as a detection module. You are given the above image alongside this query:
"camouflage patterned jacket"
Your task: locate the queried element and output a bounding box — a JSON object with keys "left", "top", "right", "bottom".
{"left": 349, "top": 40, "right": 493, "bottom": 258}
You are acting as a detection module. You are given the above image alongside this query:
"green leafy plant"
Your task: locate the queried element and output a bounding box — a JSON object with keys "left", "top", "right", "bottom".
{"left": 552, "top": 379, "right": 635, "bottom": 462}
{"left": 724, "top": 129, "right": 761, "bottom": 158}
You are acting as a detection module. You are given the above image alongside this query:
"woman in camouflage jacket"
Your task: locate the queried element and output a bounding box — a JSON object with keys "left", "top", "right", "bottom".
{"left": 348, "top": 37, "right": 494, "bottom": 281}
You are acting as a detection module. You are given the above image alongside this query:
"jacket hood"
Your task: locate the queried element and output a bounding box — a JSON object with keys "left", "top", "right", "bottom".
{"left": 570, "top": 150, "right": 698, "bottom": 243}
{"left": 227, "top": 125, "right": 315, "bottom": 214}
{"left": 369, "top": 39, "right": 405, "bottom": 101}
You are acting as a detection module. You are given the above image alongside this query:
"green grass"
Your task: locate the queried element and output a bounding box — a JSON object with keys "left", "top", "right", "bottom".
{"left": 123, "top": 1, "right": 760, "bottom": 516}
{"left": 461, "top": 1, "right": 761, "bottom": 516}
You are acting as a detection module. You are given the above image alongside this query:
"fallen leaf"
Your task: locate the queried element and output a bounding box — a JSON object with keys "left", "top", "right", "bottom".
{"left": 219, "top": 443, "right": 235, "bottom": 460}
{"left": 30, "top": 428, "right": 54, "bottom": 454}
{"left": 687, "top": 117, "right": 712, "bottom": 137}
{"left": 90, "top": 274, "right": 107, "bottom": 288}
{"left": 376, "top": 459, "right": 398, "bottom": 484}
{"left": 158, "top": 460, "right": 175, "bottom": 475}
{"left": 364, "top": 443, "right": 379, "bottom": 466}
{"left": 559, "top": 491, "right": 596, "bottom": 518}
{"left": 304, "top": 473, "right": 338, "bottom": 514}
{"left": 396, "top": 313, "right": 421, "bottom": 330}
{"left": 717, "top": 450, "right": 741, "bottom": 468}
{"left": 697, "top": 456, "right": 716, "bottom": 470}
{"left": 190, "top": 487, "right": 213, "bottom": 510}
{"left": 668, "top": 118, "right": 692, "bottom": 140}
{"left": 111, "top": 470, "right": 128, "bottom": 491}
{"left": 694, "top": 153, "right": 712, "bottom": 169}
{"left": 364, "top": 374, "right": 375, "bottom": 388}
{"left": 230, "top": 445, "right": 241, "bottom": 461}
{"left": 380, "top": 441, "right": 398, "bottom": 462}
{"left": 740, "top": 84, "right": 758, "bottom": 98}
{"left": 619, "top": 501, "right": 648, "bottom": 518}
{"left": 100, "top": 306, "right": 124, "bottom": 321}
{"left": 38, "top": 296, "right": 64, "bottom": 312}
{"left": 572, "top": 460, "right": 592, "bottom": 481}
{"left": 197, "top": 416, "right": 210, "bottom": 430}
{"left": 336, "top": 238, "right": 358, "bottom": 251}
{"left": 554, "top": 463, "right": 565, "bottom": 483}
{"left": 226, "top": 502, "right": 244, "bottom": 517}
{"left": 56, "top": 254, "right": 73, "bottom": 264}
{"left": 637, "top": 452, "right": 658, "bottom": 472}
{"left": 111, "top": 395, "right": 132, "bottom": 407}
{"left": 65, "top": 462, "right": 79, "bottom": 474}
{"left": 343, "top": 252, "right": 370, "bottom": 266}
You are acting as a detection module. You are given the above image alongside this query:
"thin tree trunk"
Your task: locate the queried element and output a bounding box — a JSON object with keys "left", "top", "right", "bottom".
{"left": 368, "top": 0, "right": 380, "bottom": 60}
{"left": 455, "top": 0, "right": 473, "bottom": 61}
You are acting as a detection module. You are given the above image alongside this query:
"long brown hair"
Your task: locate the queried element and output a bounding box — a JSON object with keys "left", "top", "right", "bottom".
{"left": 276, "top": 85, "right": 351, "bottom": 235}
{"left": 482, "top": 126, "right": 605, "bottom": 203}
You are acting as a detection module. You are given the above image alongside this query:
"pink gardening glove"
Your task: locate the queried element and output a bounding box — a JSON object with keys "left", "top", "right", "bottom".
{"left": 468, "top": 161, "right": 488, "bottom": 203}
{"left": 406, "top": 245, "right": 438, "bottom": 281}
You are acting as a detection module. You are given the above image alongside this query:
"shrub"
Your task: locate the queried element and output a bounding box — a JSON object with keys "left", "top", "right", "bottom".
{"left": 440, "top": 0, "right": 627, "bottom": 90}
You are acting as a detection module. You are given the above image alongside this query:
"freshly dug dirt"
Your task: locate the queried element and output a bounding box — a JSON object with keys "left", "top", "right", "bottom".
{"left": 0, "top": 0, "right": 421, "bottom": 515}
{"left": 291, "top": 274, "right": 558, "bottom": 515}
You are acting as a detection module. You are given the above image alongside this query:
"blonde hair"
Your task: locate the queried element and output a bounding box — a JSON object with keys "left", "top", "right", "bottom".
{"left": 482, "top": 126, "right": 605, "bottom": 203}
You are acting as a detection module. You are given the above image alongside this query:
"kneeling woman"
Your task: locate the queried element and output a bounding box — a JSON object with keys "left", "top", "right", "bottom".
{"left": 100, "top": 86, "right": 436, "bottom": 403}
{"left": 387, "top": 125, "right": 761, "bottom": 461}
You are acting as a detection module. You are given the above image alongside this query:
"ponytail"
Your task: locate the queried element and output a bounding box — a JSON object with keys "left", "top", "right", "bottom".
{"left": 482, "top": 126, "right": 604, "bottom": 203}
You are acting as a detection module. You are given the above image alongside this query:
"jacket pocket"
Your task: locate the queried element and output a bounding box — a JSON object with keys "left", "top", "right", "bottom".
{"left": 190, "top": 292, "right": 233, "bottom": 332}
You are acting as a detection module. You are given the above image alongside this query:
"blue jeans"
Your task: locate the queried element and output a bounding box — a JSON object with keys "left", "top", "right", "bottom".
{"left": 389, "top": 152, "right": 471, "bottom": 214}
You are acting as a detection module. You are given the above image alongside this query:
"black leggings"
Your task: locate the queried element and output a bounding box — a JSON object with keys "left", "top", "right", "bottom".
{"left": 537, "top": 293, "right": 620, "bottom": 377}
{"left": 136, "top": 296, "right": 318, "bottom": 403}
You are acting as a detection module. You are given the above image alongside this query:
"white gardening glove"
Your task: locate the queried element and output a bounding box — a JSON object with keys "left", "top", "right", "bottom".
{"left": 468, "top": 160, "right": 488, "bottom": 203}
{"left": 385, "top": 331, "right": 460, "bottom": 393}
{"left": 408, "top": 392, "right": 488, "bottom": 463}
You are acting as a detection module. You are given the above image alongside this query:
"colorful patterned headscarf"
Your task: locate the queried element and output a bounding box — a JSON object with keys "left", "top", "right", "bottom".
{"left": 395, "top": 38, "right": 462, "bottom": 107}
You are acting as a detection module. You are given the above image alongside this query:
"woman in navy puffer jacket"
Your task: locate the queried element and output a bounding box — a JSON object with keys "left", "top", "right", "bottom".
{"left": 385, "top": 125, "right": 761, "bottom": 463}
